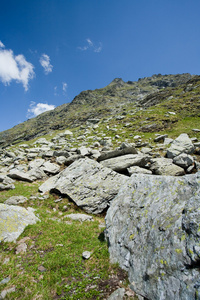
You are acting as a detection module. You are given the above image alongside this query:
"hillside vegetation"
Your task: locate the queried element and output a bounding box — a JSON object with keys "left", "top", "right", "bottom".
{"left": 0, "top": 73, "right": 198, "bottom": 148}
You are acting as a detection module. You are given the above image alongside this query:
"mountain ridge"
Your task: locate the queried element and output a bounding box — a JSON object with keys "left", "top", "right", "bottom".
{"left": 0, "top": 73, "right": 197, "bottom": 148}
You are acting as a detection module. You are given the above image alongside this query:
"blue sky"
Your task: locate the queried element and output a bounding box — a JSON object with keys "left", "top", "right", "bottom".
{"left": 0, "top": 0, "right": 200, "bottom": 132}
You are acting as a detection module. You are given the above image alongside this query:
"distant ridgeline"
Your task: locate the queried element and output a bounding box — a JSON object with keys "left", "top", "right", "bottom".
{"left": 0, "top": 73, "right": 199, "bottom": 148}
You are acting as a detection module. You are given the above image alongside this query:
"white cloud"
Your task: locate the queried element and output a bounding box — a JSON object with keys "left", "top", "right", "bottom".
{"left": 0, "top": 41, "right": 5, "bottom": 48}
{"left": 39, "top": 54, "right": 53, "bottom": 74}
{"left": 27, "top": 101, "right": 55, "bottom": 118}
{"left": 62, "top": 82, "right": 67, "bottom": 92}
{"left": 78, "top": 38, "right": 102, "bottom": 53}
{"left": 0, "top": 43, "right": 34, "bottom": 91}
{"left": 86, "top": 38, "right": 93, "bottom": 47}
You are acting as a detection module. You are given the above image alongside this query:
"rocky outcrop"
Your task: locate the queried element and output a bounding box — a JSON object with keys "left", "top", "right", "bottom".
{"left": 105, "top": 172, "right": 200, "bottom": 300}
{"left": 0, "top": 204, "right": 40, "bottom": 242}
{"left": 39, "top": 158, "right": 127, "bottom": 214}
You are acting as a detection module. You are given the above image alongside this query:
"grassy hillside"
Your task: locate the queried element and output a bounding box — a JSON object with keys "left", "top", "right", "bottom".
{"left": 0, "top": 73, "right": 194, "bottom": 148}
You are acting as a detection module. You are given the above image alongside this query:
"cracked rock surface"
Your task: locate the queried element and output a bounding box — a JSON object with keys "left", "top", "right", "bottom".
{"left": 105, "top": 172, "right": 200, "bottom": 300}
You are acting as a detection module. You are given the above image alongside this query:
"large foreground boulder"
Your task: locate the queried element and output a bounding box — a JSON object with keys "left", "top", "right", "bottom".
{"left": 0, "top": 204, "right": 40, "bottom": 242}
{"left": 39, "top": 158, "right": 127, "bottom": 214}
{"left": 105, "top": 172, "right": 200, "bottom": 300}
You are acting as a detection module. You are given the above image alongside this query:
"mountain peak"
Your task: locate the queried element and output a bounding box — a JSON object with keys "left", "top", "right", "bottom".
{"left": 109, "top": 78, "right": 125, "bottom": 87}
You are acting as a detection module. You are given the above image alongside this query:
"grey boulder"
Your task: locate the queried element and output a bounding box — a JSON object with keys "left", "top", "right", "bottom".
{"left": 27, "top": 168, "right": 47, "bottom": 181}
{"left": 39, "top": 174, "right": 59, "bottom": 194}
{"left": 0, "top": 204, "right": 39, "bottom": 242}
{"left": 167, "top": 133, "right": 195, "bottom": 158}
{"left": 64, "top": 213, "right": 93, "bottom": 222}
{"left": 28, "top": 158, "right": 45, "bottom": 169}
{"left": 105, "top": 172, "right": 200, "bottom": 300}
{"left": 8, "top": 169, "right": 33, "bottom": 182}
{"left": 173, "top": 153, "right": 194, "bottom": 169}
{"left": 4, "top": 196, "right": 28, "bottom": 205}
{"left": 0, "top": 175, "right": 15, "bottom": 191}
{"left": 127, "top": 166, "right": 152, "bottom": 175}
{"left": 97, "top": 146, "right": 137, "bottom": 162}
{"left": 42, "top": 161, "right": 60, "bottom": 174}
{"left": 107, "top": 288, "right": 125, "bottom": 300}
{"left": 100, "top": 154, "right": 150, "bottom": 172}
{"left": 150, "top": 157, "right": 185, "bottom": 176}
{"left": 56, "top": 156, "right": 67, "bottom": 165}
{"left": 39, "top": 158, "right": 127, "bottom": 214}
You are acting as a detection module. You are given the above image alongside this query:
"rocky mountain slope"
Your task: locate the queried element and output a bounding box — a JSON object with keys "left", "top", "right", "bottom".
{"left": 1, "top": 73, "right": 200, "bottom": 299}
{"left": 0, "top": 73, "right": 196, "bottom": 148}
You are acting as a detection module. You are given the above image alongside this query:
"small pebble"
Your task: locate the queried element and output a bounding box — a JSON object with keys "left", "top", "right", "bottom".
{"left": 38, "top": 265, "right": 46, "bottom": 272}
{"left": 82, "top": 251, "right": 91, "bottom": 259}
{"left": 0, "top": 277, "right": 10, "bottom": 285}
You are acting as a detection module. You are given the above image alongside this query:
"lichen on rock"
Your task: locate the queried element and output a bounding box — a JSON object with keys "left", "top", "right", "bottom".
{"left": 0, "top": 204, "right": 40, "bottom": 242}
{"left": 105, "top": 172, "right": 200, "bottom": 299}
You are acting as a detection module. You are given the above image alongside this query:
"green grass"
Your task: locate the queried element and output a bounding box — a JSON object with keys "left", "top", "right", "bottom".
{"left": 0, "top": 181, "right": 135, "bottom": 300}
{"left": 0, "top": 182, "right": 42, "bottom": 204}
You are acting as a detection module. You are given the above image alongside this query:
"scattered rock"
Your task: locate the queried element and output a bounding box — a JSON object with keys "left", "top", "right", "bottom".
{"left": 64, "top": 213, "right": 93, "bottom": 222}
{"left": 4, "top": 196, "right": 28, "bottom": 205}
{"left": 192, "top": 128, "right": 200, "bottom": 132}
{"left": 173, "top": 153, "right": 194, "bottom": 169}
{"left": 127, "top": 166, "right": 152, "bottom": 175}
{"left": 0, "top": 286, "right": 16, "bottom": 299}
{"left": 150, "top": 157, "right": 185, "bottom": 176}
{"left": 107, "top": 288, "right": 125, "bottom": 300}
{"left": 154, "top": 134, "right": 168, "bottom": 142}
{"left": 56, "top": 156, "right": 67, "bottom": 165}
{"left": 42, "top": 161, "right": 60, "bottom": 175}
{"left": 100, "top": 154, "right": 150, "bottom": 172}
{"left": 8, "top": 169, "right": 33, "bottom": 182}
{"left": 53, "top": 150, "right": 70, "bottom": 157}
{"left": 0, "top": 175, "right": 15, "bottom": 191}
{"left": 28, "top": 168, "right": 47, "bottom": 181}
{"left": 77, "top": 146, "right": 91, "bottom": 156}
{"left": 34, "top": 138, "right": 49, "bottom": 145}
{"left": 15, "top": 242, "right": 27, "bottom": 254}
{"left": 64, "top": 154, "right": 84, "bottom": 166}
{"left": 64, "top": 130, "right": 73, "bottom": 136}
{"left": 28, "top": 158, "right": 45, "bottom": 169}
{"left": 97, "top": 146, "right": 137, "bottom": 162}
{"left": 0, "top": 277, "right": 10, "bottom": 285}
{"left": 167, "top": 133, "right": 195, "bottom": 158}
{"left": 38, "top": 265, "right": 46, "bottom": 272}
{"left": 163, "top": 137, "right": 174, "bottom": 145}
{"left": 0, "top": 204, "right": 40, "bottom": 242}
{"left": 82, "top": 251, "right": 91, "bottom": 259}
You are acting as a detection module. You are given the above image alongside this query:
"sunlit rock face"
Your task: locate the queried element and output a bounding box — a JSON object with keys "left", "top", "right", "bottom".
{"left": 105, "top": 172, "right": 200, "bottom": 300}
